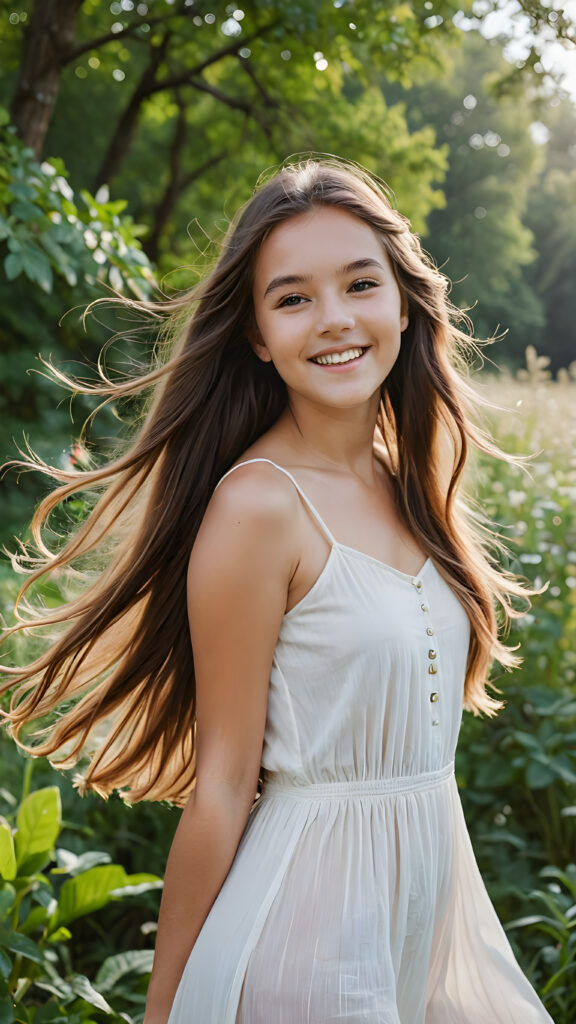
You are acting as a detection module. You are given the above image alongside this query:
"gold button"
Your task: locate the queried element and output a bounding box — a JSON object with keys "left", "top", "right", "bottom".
{"left": 428, "top": 649, "right": 437, "bottom": 659}
{"left": 428, "top": 664, "right": 438, "bottom": 675}
{"left": 432, "top": 719, "right": 440, "bottom": 726}
{"left": 420, "top": 603, "right": 428, "bottom": 612}
{"left": 412, "top": 578, "right": 422, "bottom": 591}
{"left": 426, "top": 627, "right": 434, "bottom": 636}
{"left": 430, "top": 691, "right": 439, "bottom": 703}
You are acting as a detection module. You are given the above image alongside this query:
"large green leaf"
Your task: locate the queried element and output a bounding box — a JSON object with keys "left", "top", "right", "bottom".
{"left": 95, "top": 949, "right": 154, "bottom": 993}
{"left": 14, "top": 789, "right": 62, "bottom": 874}
{"left": 49, "top": 865, "right": 127, "bottom": 930}
{"left": 0, "top": 927, "right": 45, "bottom": 966}
{"left": 0, "top": 825, "right": 16, "bottom": 882}
{"left": 67, "top": 975, "right": 113, "bottom": 1014}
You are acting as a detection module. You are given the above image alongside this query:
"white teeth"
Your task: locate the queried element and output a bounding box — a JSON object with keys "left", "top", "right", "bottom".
{"left": 312, "top": 347, "right": 365, "bottom": 366}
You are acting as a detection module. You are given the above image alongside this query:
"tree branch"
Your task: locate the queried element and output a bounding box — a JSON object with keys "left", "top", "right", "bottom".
{"left": 179, "top": 149, "right": 228, "bottom": 190}
{"left": 237, "top": 55, "right": 279, "bottom": 109}
{"left": 184, "top": 78, "right": 255, "bottom": 116}
{"left": 59, "top": 3, "right": 191, "bottom": 67}
{"left": 147, "top": 23, "right": 280, "bottom": 96}
{"left": 187, "top": 80, "right": 274, "bottom": 141}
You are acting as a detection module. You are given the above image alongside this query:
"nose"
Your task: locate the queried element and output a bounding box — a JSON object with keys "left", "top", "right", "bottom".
{"left": 315, "top": 295, "right": 355, "bottom": 336}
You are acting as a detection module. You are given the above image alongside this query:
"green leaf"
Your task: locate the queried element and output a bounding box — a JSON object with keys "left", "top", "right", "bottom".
{"left": 512, "top": 730, "right": 541, "bottom": 751}
{"left": 33, "top": 1004, "right": 68, "bottom": 1024}
{"left": 38, "top": 234, "right": 78, "bottom": 287}
{"left": 0, "top": 926, "right": 45, "bottom": 966}
{"left": 0, "top": 825, "right": 16, "bottom": 881}
{"left": 4, "top": 253, "right": 23, "bottom": 280}
{"left": 540, "top": 864, "right": 576, "bottom": 901}
{"left": 549, "top": 755, "right": 576, "bottom": 785}
{"left": 67, "top": 975, "right": 113, "bottom": 1014}
{"left": 525, "top": 759, "right": 556, "bottom": 789}
{"left": 14, "top": 788, "right": 61, "bottom": 874}
{"left": 0, "top": 950, "right": 11, "bottom": 980}
{"left": 0, "top": 889, "right": 15, "bottom": 921}
{"left": 52, "top": 849, "right": 111, "bottom": 877}
{"left": 20, "top": 247, "right": 53, "bottom": 293}
{"left": 505, "top": 912, "right": 564, "bottom": 933}
{"left": 95, "top": 949, "right": 154, "bottom": 993}
{"left": 10, "top": 200, "right": 46, "bottom": 223}
{"left": 110, "top": 879, "right": 162, "bottom": 898}
{"left": 45, "top": 926, "right": 71, "bottom": 944}
{"left": 18, "top": 905, "right": 49, "bottom": 935}
{"left": 49, "top": 865, "right": 128, "bottom": 930}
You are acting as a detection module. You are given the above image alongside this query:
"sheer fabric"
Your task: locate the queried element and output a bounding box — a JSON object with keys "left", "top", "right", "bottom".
{"left": 167, "top": 459, "right": 553, "bottom": 1024}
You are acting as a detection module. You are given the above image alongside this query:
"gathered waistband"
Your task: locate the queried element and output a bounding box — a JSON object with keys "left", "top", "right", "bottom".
{"left": 260, "top": 761, "right": 455, "bottom": 800}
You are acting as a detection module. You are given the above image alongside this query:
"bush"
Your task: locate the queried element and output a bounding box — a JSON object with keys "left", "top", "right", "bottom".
{"left": 0, "top": 108, "right": 157, "bottom": 547}
{"left": 0, "top": 775, "right": 164, "bottom": 1024}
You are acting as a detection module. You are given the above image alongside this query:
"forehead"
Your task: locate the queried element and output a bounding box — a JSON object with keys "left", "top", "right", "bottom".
{"left": 254, "top": 206, "right": 389, "bottom": 283}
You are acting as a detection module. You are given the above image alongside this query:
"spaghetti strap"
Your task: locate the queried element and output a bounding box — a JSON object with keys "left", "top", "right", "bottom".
{"left": 214, "top": 458, "right": 337, "bottom": 545}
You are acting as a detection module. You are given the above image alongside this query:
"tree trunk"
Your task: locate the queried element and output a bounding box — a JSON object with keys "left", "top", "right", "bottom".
{"left": 93, "top": 32, "right": 171, "bottom": 191}
{"left": 10, "top": 0, "right": 85, "bottom": 156}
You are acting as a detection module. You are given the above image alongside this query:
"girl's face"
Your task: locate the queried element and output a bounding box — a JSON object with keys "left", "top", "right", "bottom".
{"left": 250, "top": 206, "right": 408, "bottom": 412}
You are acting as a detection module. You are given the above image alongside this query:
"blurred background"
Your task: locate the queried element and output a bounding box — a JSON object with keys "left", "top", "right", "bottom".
{"left": 0, "top": 2, "right": 575, "bottom": 1023}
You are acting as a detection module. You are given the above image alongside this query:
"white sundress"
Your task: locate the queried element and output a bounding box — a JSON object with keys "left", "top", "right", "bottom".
{"left": 167, "top": 458, "right": 554, "bottom": 1024}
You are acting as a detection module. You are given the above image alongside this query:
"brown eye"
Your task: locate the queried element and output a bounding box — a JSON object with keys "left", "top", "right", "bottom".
{"left": 349, "top": 279, "right": 379, "bottom": 292}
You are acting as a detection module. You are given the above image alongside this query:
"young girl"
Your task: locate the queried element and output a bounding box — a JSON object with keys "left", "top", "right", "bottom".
{"left": 1, "top": 157, "right": 554, "bottom": 1023}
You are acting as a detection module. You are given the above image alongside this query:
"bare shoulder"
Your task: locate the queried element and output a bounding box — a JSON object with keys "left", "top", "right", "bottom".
{"left": 202, "top": 461, "right": 299, "bottom": 543}
{"left": 213, "top": 460, "right": 299, "bottom": 522}
{"left": 189, "top": 459, "right": 302, "bottom": 585}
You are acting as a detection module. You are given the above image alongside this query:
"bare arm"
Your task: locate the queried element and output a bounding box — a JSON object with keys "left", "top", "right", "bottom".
{"left": 144, "top": 466, "right": 300, "bottom": 1024}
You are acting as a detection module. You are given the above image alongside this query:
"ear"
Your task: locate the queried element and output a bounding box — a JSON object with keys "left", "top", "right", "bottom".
{"left": 247, "top": 323, "right": 273, "bottom": 363}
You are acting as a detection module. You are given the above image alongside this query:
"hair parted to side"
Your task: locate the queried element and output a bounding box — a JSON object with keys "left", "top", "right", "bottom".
{"left": 0, "top": 154, "right": 533, "bottom": 805}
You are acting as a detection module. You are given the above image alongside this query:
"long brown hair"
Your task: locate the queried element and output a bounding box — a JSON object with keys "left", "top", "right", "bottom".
{"left": 1, "top": 156, "right": 531, "bottom": 804}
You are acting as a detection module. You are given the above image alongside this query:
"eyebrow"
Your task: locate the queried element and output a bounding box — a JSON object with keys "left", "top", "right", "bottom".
{"left": 262, "top": 257, "right": 386, "bottom": 298}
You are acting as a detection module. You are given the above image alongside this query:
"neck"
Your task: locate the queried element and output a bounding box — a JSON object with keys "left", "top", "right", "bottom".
{"left": 278, "top": 394, "right": 382, "bottom": 480}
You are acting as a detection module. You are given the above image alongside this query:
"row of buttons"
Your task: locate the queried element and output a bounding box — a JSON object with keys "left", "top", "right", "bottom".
{"left": 412, "top": 577, "right": 440, "bottom": 725}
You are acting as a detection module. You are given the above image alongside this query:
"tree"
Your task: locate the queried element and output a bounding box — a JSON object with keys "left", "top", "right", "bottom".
{"left": 382, "top": 30, "right": 550, "bottom": 366}
{"left": 524, "top": 97, "right": 576, "bottom": 371}
{"left": 4, "top": 0, "right": 467, "bottom": 162}
{"left": 9, "top": 0, "right": 85, "bottom": 155}
{"left": 0, "top": 0, "right": 472, "bottom": 262}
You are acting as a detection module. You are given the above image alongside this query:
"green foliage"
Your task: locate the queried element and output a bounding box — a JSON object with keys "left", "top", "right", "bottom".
{"left": 452, "top": 363, "right": 576, "bottom": 1021}
{"left": 0, "top": 778, "right": 163, "bottom": 1024}
{"left": 383, "top": 31, "right": 551, "bottom": 366}
{"left": 0, "top": 113, "right": 157, "bottom": 547}
{"left": 0, "top": 111, "right": 154, "bottom": 298}
{"left": 506, "top": 865, "right": 576, "bottom": 1021}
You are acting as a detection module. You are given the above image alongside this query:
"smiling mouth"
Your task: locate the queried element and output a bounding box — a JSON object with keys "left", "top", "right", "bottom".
{"left": 310, "top": 347, "right": 368, "bottom": 366}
